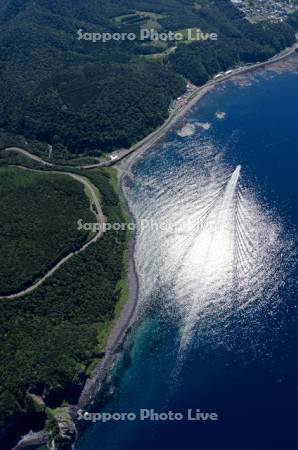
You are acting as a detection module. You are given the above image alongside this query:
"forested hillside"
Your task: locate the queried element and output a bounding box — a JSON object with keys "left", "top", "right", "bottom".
{"left": 0, "top": 166, "right": 129, "bottom": 444}
{"left": 0, "top": 0, "right": 297, "bottom": 158}
{"left": 0, "top": 168, "right": 93, "bottom": 295}
{"left": 1, "top": 0, "right": 298, "bottom": 447}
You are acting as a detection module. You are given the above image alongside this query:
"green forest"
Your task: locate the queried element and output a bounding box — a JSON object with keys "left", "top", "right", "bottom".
{"left": 0, "top": 0, "right": 297, "bottom": 158}
{"left": 1, "top": 0, "right": 298, "bottom": 444}
{"left": 0, "top": 165, "right": 129, "bottom": 432}
{"left": 0, "top": 167, "right": 94, "bottom": 295}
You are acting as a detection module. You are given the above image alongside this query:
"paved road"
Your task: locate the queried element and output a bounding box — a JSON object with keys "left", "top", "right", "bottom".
{"left": 3, "top": 41, "right": 298, "bottom": 171}
{"left": 120, "top": 40, "right": 298, "bottom": 169}
{"left": 2, "top": 40, "right": 297, "bottom": 299}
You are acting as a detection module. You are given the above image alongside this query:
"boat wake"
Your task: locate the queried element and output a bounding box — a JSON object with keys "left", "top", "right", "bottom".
{"left": 124, "top": 139, "right": 295, "bottom": 385}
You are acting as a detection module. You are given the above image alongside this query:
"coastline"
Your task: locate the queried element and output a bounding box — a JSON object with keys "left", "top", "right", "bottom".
{"left": 10, "top": 167, "right": 139, "bottom": 450}
{"left": 73, "top": 42, "right": 298, "bottom": 450}
{"left": 77, "top": 169, "right": 139, "bottom": 409}
{"left": 116, "top": 40, "right": 298, "bottom": 172}
{"left": 7, "top": 40, "right": 298, "bottom": 450}
{"left": 78, "top": 36, "right": 298, "bottom": 414}
{"left": 4, "top": 40, "right": 298, "bottom": 175}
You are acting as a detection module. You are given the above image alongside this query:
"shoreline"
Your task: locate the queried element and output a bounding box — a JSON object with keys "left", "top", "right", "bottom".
{"left": 116, "top": 40, "right": 298, "bottom": 172}
{"left": 77, "top": 35, "right": 298, "bottom": 417}
{"left": 7, "top": 40, "right": 298, "bottom": 449}
{"left": 77, "top": 169, "right": 139, "bottom": 409}
{"left": 10, "top": 167, "right": 140, "bottom": 450}
{"left": 4, "top": 39, "right": 298, "bottom": 174}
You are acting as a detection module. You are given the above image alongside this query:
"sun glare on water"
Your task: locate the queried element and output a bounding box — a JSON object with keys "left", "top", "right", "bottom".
{"left": 126, "top": 140, "right": 295, "bottom": 367}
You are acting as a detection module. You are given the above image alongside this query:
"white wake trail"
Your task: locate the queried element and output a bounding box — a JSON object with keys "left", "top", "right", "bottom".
{"left": 174, "top": 166, "right": 242, "bottom": 372}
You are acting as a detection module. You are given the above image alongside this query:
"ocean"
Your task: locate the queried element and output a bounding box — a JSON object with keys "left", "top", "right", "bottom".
{"left": 76, "top": 55, "right": 298, "bottom": 450}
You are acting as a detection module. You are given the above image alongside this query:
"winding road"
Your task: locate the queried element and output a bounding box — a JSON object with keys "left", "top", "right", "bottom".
{"left": 5, "top": 40, "right": 298, "bottom": 174}
{"left": 2, "top": 39, "right": 297, "bottom": 300}
{"left": 0, "top": 167, "right": 105, "bottom": 300}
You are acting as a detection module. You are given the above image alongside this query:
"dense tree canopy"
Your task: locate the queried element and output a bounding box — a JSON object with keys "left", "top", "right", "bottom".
{"left": 0, "top": 0, "right": 297, "bottom": 157}
{"left": 0, "top": 167, "right": 94, "bottom": 294}
{"left": 0, "top": 167, "right": 129, "bottom": 434}
{"left": 1, "top": 0, "right": 298, "bottom": 443}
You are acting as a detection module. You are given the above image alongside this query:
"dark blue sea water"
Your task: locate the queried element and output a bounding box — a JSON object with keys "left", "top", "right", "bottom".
{"left": 77, "top": 57, "right": 298, "bottom": 450}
